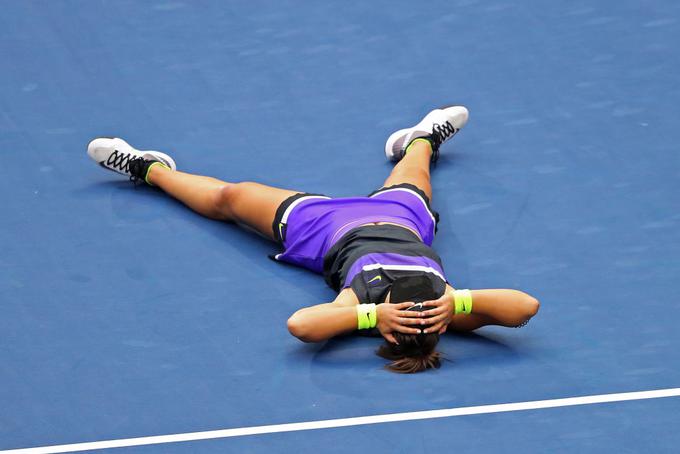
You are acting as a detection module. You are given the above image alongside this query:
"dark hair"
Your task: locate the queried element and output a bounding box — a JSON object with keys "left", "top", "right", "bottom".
{"left": 377, "top": 331, "right": 441, "bottom": 373}
{"left": 377, "top": 274, "right": 444, "bottom": 373}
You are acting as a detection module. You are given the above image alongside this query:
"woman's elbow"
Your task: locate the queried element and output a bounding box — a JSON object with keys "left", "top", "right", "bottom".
{"left": 287, "top": 314, "right": 317, "bottom": 343}
{"left": 521, "top": 294, "right": 540, "bottom": 321}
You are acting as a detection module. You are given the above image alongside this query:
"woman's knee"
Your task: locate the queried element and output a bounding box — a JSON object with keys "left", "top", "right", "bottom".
{"left": 213, "top": 183, "right": 240, "bottom": 219}
{"left": 214, "top": 181, "right": 260, "bottom": 219}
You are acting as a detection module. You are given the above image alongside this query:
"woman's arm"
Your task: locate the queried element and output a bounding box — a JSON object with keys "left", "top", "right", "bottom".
{"left": 420, "top": 285, "right": 540, "bottom": 334}
{"left": 286, "top": 289, "right": 359, "bottom": 343}
{"left": 448, "top": 287, "right": 540, "bottom": 331}
{"left": 287, "top": 288, "right": 424, "bottom": 343}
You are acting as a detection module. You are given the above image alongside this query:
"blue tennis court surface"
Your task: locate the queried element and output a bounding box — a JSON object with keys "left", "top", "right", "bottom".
{"left": 1, "top": 1, "right": 679, "bottom": 452}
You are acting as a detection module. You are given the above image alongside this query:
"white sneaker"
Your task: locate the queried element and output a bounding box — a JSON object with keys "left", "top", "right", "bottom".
{"left": 385, "top": 105, "right": 469, "bottom": 162}
{"left": 87, "top": 137, "right": 176, "bottom": 178}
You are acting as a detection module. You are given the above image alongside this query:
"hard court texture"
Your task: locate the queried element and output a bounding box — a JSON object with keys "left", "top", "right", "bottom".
{"left": 0, "top": 0, "right": 679, "bottom": 452}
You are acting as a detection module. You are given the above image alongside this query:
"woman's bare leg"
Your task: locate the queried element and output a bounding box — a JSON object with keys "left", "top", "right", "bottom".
{"left": 147, "top": 165, "right": 299, "bottom": 241}
{"left": 142, "top": 139, "right": 434, "bottom": 240}
{"left": 381, "top": 139, "right": 433, "bottom": 201}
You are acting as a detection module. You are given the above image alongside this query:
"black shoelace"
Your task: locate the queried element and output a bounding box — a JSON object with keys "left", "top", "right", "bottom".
{"left": 429, "top": 121, "right": 458, "bottom": 163}
{"left": 127, "top": 157, "right": 149, "bottom": 185}
{"left": 104, "top": 150, "right": 147, "bottom": 184}
{"left": 105, "top": 150, "right": 134, "bottom": 173}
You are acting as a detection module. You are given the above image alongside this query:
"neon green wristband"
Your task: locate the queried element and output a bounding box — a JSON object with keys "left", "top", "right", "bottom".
{"left": 452, "top": 289, "right": 473, "bottom": 315}
{"left": 356, "top": 303, "right": 377, "bottom": 329}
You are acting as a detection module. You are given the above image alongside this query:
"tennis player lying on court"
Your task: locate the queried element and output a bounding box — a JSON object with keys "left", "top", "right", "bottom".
{"left": 87, "top": 106, "right": 539, "bottom": 373}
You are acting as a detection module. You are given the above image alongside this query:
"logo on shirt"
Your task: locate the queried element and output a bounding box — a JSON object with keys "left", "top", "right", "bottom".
{"left": 368, "top": 275, "right": 382, "bottom": 284}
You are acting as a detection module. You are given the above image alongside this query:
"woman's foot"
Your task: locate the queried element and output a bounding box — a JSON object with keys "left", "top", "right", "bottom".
{"left": 87, "top": 137, "right": 176, "bottom": 184}
{"left": 385, "top": 106, "right": 469, "bottom": 162}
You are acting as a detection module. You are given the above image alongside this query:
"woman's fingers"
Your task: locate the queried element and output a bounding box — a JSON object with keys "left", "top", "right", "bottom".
{"left": 430, "top": 311, "right": 450, "bottom": 323}
{"left": 420, "top": 305, "right": 448, "bottom": 317}
{"left": 421, "top": 307, "right": 449, "bottom": 318}
{"left": 422, "top": 320, "right": 447, "bottom": 333}
{"left": 397, "top": 310, "right": 424, "bottom": 318}
{"left": 421, "top": 298, "right": 440, "bottom": 306}
{"left": 393, "top": 324, "right": 423, "bottom": 335}
{"left": 396, "top": 315, "right": 447, "bottom": 327}
{"left": 395, "top": 317, "right": 423, "bottom": 326}
{"left": 383, "top": 332, "right": 396, "bottom": 344}
{"left": 423, "top": 296, "right": 447, "bottom": 306}
{"left": 382, "top": 298, "right": 454, "bottom": 335}
{"left": 422, "top": 313, "right": 451, "bottom": 333}
{"left": 423, "top": 322, "right": 446, "bottom": 334}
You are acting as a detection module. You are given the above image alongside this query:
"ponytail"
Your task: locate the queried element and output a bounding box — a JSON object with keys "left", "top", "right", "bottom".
{"left": 376, "top": 331, "right": 441, "bottom": 373}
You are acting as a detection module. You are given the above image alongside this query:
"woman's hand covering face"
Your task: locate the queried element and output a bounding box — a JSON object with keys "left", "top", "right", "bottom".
{"left": 419, "top": 293, "right": 454, "bottom": 334}
{"left": 376, "top": 302, "right": 426, "bottom": 344}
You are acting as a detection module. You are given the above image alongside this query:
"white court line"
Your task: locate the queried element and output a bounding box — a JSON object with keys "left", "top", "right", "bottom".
{"left": 3, "top": 387, "right": 680, "bottom": 454}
